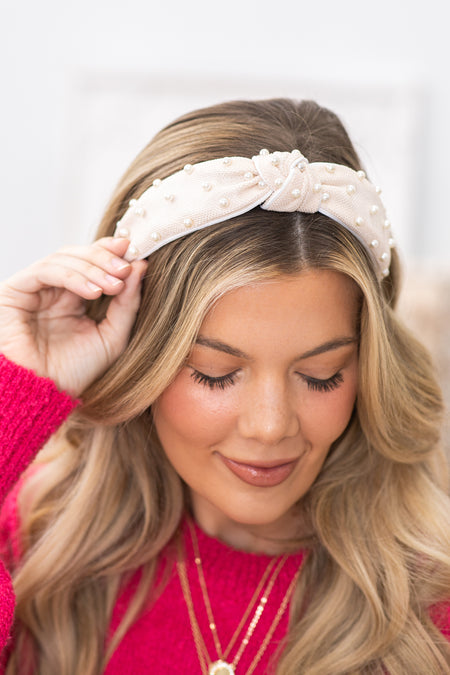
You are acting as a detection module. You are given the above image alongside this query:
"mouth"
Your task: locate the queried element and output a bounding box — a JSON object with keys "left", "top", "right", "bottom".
{"left": 217, "top": 454, "right": 299, "bottom": 487}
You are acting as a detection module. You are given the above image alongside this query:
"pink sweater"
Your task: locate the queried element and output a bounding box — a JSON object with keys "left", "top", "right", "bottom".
{"left": 0, "top": 355, "right": 449, "bottom": 673}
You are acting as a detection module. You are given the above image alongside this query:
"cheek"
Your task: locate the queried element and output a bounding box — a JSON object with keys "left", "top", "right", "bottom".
{"left": 153, "top": 370, "right": 237, "bottom": 445}
{"left": 302, "top": 377, "right": 357, "bottom": 446}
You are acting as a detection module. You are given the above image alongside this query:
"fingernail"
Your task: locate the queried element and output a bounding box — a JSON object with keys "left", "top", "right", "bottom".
{"left": 105, "top": 274, "right": 123, "bottom": 286}
{"left": 111, "top": 257, "right": 130, "bottom": 270}
{"left": 87, "top": 281, "right": 102, "bottom": 292}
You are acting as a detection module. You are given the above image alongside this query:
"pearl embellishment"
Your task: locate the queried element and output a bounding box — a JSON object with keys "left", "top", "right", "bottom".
{"left": 357, "top": 170, "right": 366, "bottom": 180}
{"left": 153, "top": 178, "right": 162, "bottom": 187}
{"left": 260, "top": 148, "right": 269, "bottom": 155}
{"left": 164, "top": 194, "right": 175, "bottom": 202}
{"left": 219, "top": 198, "right": 229, "bottom": 207}
{"left": 151, "top": 232, "right": 161, "bottom": 241}
{"left": 184, "top": 164, "right": 194, "bottom": 173}
{"left": 291, "top": 188, "right": 301, "bottom": 198}
{"left": 129, "top": 199, "right": 137, "bottom": 207}
{"left": 184, "top": 218, "right": 193, "bottom": 228}
{"left": 346, "top": 185, "right": 356, "bottom": 195}
{"left": 355, "top": 217, "right": 364, "bottom": 226}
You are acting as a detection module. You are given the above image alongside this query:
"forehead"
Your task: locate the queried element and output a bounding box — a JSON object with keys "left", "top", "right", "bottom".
{"left": 199, "top": 270, "right": 360, "bottom": 352}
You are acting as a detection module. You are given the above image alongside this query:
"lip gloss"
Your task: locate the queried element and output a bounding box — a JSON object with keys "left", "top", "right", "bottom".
{"left": 219, "top": 455, "right": 298, "bottom": 487}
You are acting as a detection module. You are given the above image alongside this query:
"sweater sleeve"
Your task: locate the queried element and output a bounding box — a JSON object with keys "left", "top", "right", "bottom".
{"left": 0, "top": 355, "right": 79, "bottom": 507}
{"left": 0, "top": 354, "right": 79, "bottom": 657}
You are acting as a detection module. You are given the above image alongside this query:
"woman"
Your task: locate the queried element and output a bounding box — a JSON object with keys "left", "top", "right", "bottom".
{"left": 0, "top": 98, "right": 449, "bottom": 674}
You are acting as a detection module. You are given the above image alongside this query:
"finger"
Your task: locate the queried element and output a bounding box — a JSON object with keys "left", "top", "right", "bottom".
{"left": 97, "top": 260, "right": 148, "bottom": 355}
{"left": 54, "top": 241, "right": 133, "bottom": 281}
{"left": 5, "top": 261, "right": 115, "bottom": 303}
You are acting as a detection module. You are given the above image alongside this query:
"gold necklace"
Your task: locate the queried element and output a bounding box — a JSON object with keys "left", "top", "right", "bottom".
{"left": 176, "top": 519, "right": 301, "bottom": 675}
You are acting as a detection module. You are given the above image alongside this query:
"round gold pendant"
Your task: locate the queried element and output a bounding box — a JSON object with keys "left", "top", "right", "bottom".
{"left": 209, "top": 660, "right": 235, "bottom": 675}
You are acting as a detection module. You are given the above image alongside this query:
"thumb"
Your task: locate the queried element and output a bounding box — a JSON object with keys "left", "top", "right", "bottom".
{"left": 97, "top": 260, "right": 148, "bottom": 359}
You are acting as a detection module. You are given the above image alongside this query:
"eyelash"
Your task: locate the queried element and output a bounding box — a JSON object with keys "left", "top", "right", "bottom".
{"left": 190, "top": 369, "right": 344, "bottom": 392}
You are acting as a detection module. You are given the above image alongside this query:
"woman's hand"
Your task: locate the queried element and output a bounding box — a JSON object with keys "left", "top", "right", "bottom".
{"left": 0, "top": 237, "right": 147, "bottom": 397}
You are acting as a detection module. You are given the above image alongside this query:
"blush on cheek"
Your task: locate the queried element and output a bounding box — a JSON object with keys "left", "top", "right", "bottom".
{"left": 154, "top": 371, "right": 236, "bottom": 444}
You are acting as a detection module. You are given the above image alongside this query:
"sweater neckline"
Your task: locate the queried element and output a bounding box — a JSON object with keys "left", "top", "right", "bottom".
{"left": 182, "top": 516, "right": 306, "bottom": 577}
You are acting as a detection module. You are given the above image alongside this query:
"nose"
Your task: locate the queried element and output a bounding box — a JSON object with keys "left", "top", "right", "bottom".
{"left": 237, "top": 375, "right": 300, "bottom": 445}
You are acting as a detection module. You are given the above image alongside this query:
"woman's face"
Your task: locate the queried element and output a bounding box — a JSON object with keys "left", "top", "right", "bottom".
{"left": 153, "top": 270, "right": 359, "bottom": 551}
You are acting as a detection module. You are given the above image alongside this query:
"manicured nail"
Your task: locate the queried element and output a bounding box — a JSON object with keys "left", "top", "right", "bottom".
{"left": 87, "top": 281, "right": 102, "bottom": 292}
{"left": 111, "top": 257, "right": 130, "bottom": 270}
{"left": 105, "top": 274, "right": 123, "bottom": 286}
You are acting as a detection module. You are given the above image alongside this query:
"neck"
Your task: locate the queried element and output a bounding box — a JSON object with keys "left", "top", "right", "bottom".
{"left": 190, "top": 493, "right": 305, "bottom": 556}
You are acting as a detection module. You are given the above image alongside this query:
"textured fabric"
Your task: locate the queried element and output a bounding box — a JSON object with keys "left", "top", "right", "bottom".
{"left": 115, "top": 150, "right": 393, "bottom": 279}
{"left": 104, "top": 520, "right": 304, "bottom": 674}
{"left": 0, "top": 355, "right": 78, "bottom": 655}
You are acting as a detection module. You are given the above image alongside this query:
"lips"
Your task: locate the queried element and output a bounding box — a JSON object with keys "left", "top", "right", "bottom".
{"left": 218, "top": 454, "right": 299, "bottom": 487}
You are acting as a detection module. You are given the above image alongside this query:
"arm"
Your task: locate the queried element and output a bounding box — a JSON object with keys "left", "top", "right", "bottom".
{"left": 0, "top": 355, "right": 78, "bottom": 507}
{"left": 0, "top": 237, "right": 147, "bottom": 658}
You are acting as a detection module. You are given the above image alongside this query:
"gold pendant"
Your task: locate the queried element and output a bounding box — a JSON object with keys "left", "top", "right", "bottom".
{"left": 209, "top": 660, "right": 235, "bottom": 675}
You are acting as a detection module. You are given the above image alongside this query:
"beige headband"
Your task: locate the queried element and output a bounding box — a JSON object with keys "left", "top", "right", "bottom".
{"left": 114, "top": 149, "right": 394, "bottom": 279}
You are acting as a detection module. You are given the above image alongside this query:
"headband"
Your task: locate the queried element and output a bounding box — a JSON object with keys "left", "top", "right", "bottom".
{"left": 114, "top": 149, "right": 394, "bottom": 279}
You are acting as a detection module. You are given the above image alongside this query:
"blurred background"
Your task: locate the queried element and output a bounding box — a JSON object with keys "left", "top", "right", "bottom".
{"left": 1, "top": 0, "right": 449, "bottom": 448}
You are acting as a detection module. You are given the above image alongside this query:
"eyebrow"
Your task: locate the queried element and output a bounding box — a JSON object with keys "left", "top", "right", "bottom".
{"left": 195, "top": 335, "right": 358, "bottom": 361}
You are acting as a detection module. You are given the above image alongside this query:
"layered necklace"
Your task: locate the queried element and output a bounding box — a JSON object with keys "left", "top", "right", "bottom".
{"left": 176, "top": 518, "right": 301, "bottom": 675}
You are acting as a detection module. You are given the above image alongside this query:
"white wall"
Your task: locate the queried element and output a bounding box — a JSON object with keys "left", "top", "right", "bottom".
{"left": 1, "top": 0, "right": 449, "bottom": 278}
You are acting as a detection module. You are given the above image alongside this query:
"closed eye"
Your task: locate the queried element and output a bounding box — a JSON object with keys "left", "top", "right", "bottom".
{"left": 300, "top": 371, "right": 344, "bottom": 392}
{"left": 190, "top": 369, "right": 239, "bottom": 390}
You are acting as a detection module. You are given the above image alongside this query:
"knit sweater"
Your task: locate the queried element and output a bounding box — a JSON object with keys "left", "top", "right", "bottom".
{"left": 0, "top": 355, "right": 449, "bottom": 674}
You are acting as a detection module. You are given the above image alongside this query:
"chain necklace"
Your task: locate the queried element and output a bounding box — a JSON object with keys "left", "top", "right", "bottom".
{"left": 176, "top": 518, "right": 301, "bottom": 675}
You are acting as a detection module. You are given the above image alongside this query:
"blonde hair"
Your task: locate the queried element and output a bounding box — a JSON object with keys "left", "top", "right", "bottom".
{"left": 7, "top": 99, "right": 450, "bottom": 674}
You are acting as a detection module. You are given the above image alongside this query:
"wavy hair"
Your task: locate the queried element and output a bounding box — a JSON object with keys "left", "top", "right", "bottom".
{"left": 7, "top": 99, "right": 450, "bottom": 674}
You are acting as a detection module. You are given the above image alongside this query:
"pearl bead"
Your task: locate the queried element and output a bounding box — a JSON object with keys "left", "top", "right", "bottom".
{"left": 321, "top": 192, "right": 330, "bottom": 201}
{"left": 274, "top": 178, "right": 283, "bottom": 187}
{"left": 313, "top": 183, "right": 322, "bottom": 192}
{"left": 298, "top": 162, "right": 307, "bottom": 172}
{"left": 271, "top": 156, "right": 279, "bottom": 166}
{"left": 127, "top": 244, "right": 138, "bottom": 258}
{"left": 382, "top": 268, "right": 390, "bottom": 277}
{"left": 222, "top": 157, "right": 231, "bottom": 165}
{"left": 346, "top": 184, "right": 356, "bottom": 195}
{"left": 388, "top": 238, "right": 395, "bottom": 248}
{"left": 219, "top": 198, "right": 229, "bottom": 207}
{"left": 244, "top": 171, "right": 253, "bottom": 179}
{"left": 153, "top": 178, "right": 162, "bottom": 187}
{"left": 258, "top": 181, "right": 266, "bottom": 188}
{"left": 164, "top": 194, "right": 174, "bottom": 202}
{"left": 355, "top": 217, "right": 364, "bottom": 226}
{"left": 292, "top": 149, "right": 301, "bottom": 157}
{"left": 357, "top": 170, "right": 366, "bottom": 180}
{"left": 134, "top": 207, "right": 145, "bottom": 216}
{"left": 118, "top": 227, "right": 129, "bottom": 237}
{"left": 384, "top": 219, "right": 391, "bottom": 229}
{"left": 128, "top": 198, "right": 137, "bottom": 207}
{"left": 151, "top": 232, "right": 161, "bottom": 241}
{"left": 370, "top": 205, "right": 379, "bottom": 215}
{"left": 183, "top": 218, "right": 193, "bottom": 228}
{"left": 259, "top": 148, "right": 269, "bottom": 155}
{"left": 380, "top": 252, "right": 389, "bottom": 261}
{"left": 202, "top": 182, "right": 212, "bottom": 191}
{"left": 326, "top": 164, "right": 335, "bottom": 172}
{"left": 371, "top": 239, "right": 379, "bottom": 248}
{"left": 183, "top": 164, "right": 193, "bottom": 173}
{"left": 376, "top": 186, "right": 382, "bottom": 194}
{"left": 291, "top": 188, "right": 301, "bottom": 198}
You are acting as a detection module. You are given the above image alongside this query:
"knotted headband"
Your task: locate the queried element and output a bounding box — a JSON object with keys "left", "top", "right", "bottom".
{"left": 114, "top": 149, "right": 394, "bottom": 279}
